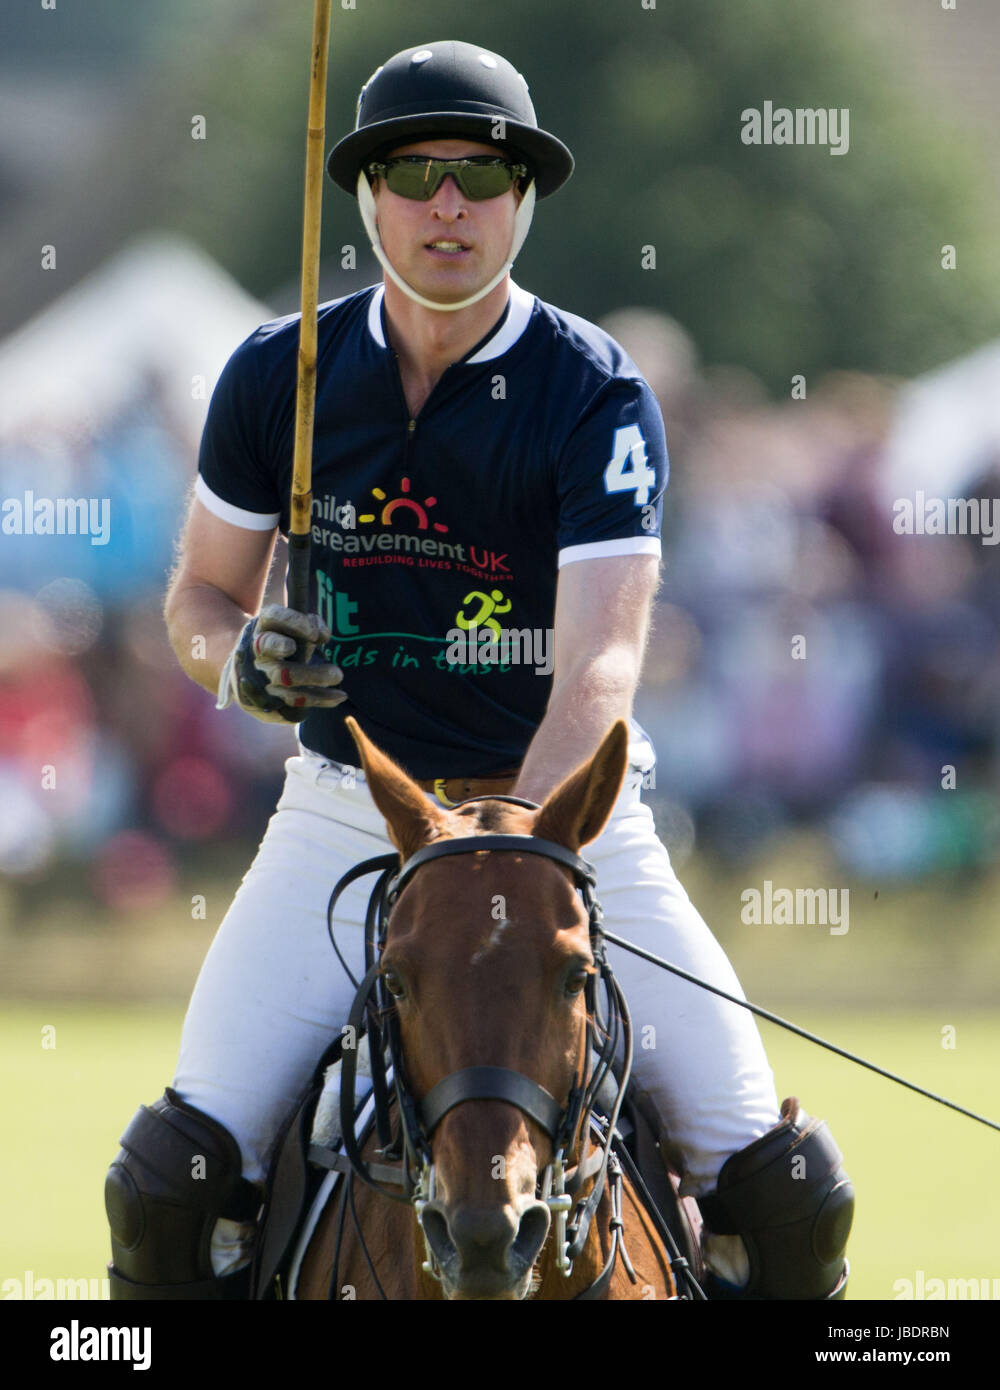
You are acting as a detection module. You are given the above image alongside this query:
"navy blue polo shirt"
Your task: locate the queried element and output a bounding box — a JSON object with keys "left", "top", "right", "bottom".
{"left": 196, "top": 280, "right": 667, "bottom": 779}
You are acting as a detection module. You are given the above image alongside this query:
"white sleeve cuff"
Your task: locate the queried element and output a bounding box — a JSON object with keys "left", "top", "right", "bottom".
{"left": 557, "top": 536, "right": 661, "bottom": 568}
{"left": 195, "top": 475, "right": 280, "bottom": 531}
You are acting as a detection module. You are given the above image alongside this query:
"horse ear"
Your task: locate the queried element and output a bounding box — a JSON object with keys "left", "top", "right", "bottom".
{"left": 532, "top": 719, "right": 629, "bottom": 851}
{"left": 344, "top": 716, "right": 450, "bottom": 860}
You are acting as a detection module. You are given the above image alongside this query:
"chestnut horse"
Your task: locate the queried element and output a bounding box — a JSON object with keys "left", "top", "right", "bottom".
{"left": 295, "top": 717, "right": 684, "bottom": 1301}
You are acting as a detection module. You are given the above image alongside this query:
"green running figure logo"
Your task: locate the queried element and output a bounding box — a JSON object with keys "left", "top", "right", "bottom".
{"left": 454, "top": 588, "right": 512, "bottom": 638}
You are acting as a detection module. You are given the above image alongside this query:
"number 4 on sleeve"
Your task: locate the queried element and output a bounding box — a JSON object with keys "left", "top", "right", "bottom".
{"left": 603, "top": 425, "right": 655, "bottom": 507}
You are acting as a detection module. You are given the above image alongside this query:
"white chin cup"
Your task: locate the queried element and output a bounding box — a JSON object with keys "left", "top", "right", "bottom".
{"left": 356, "top": 169, "right": 536, "bottom": 312}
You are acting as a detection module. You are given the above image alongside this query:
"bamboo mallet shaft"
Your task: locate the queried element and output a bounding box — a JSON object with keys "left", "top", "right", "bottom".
{"left": 287, "top": 0, "right": 333, "bottom": 618}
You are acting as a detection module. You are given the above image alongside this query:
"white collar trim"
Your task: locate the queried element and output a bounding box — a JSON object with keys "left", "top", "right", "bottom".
{"left": 466, "top": 281, "right": 535, "bottom": 362}
{"left": 367, "top": 284, "right": 387, "bottom": 347}
{"left": 365, "top": 280, "right": 535, "bottom": 362}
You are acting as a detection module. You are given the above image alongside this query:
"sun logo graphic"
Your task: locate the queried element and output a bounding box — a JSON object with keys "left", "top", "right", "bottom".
{"left": 359, "top": 476, "right": 449, "bottom": 533}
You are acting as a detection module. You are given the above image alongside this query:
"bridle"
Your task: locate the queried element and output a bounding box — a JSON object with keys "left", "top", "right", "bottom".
{"left": 325, "top": 795, "right": 636, "bottom": 1294}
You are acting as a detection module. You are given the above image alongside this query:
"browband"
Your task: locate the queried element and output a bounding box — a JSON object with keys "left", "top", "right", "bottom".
{"left": 389, "top": 834, "right": 597, "bottom": 903}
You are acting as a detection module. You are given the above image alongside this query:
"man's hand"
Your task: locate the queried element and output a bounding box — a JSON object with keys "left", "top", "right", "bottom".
{"left": 216, "top": 604, "right": 346, "bottom": 724}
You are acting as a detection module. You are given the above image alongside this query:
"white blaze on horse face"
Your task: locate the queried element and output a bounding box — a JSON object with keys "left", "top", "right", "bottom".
{"left": 470, "top": 917, "right": 512, "bottom": 966}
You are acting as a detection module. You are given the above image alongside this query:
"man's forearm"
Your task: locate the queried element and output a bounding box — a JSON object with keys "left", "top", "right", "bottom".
{"left": 513, "top": 657, "right": 637, "bottom": 804}
{"left": 165, "top": 583, "right": 250, "bottom": 695}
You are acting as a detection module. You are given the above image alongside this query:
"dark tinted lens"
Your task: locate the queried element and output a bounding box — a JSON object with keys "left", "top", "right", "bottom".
{"left": 382, "top": 158, "right": 516, "bottom": 200}
{"left": 382, "top": 159, "right": 441, "bottom": 199}
{"left": 458, "top": 163, "right": 518, "bottom": 199}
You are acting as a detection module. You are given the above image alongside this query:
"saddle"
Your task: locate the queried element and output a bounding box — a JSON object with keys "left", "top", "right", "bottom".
{"left": 249, "top": 1035, "right": 705, "bottom": 1300}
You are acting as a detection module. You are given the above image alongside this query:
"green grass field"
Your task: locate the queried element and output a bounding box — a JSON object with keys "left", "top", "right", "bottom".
{"left": 1, "top": 1003, "right": 997, "bottom": 1300}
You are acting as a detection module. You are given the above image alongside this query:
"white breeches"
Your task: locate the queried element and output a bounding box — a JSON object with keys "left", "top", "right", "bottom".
{"left": 173, "top": 742, "right": 780, "bottom": 1233}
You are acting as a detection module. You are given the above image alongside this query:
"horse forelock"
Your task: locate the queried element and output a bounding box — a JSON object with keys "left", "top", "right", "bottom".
{"left": 450, "top": 799, "right": 535, "bottom": 836}
{"left": 389, "top": 798, "right": 583, "bottom": 965}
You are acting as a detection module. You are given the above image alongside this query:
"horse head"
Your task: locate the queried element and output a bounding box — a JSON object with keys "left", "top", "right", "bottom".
{"left": 344, "top": 715, "right": 629, "bottom": 1300}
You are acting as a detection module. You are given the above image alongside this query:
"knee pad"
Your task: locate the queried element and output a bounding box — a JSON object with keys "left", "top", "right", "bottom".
{"left": 697, "top": 1096, "right": 854, "bottom": 1300}
{"left": 104, "top": 1087, "right": 263, "bottom": 1300}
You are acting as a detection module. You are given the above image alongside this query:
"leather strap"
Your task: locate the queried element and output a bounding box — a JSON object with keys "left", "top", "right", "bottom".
{"left": 573, "top": 1160, "right": 631, "bottom": 1301}
{"left": 308, "top": 1144, "right": 407, "bottom": 1190}
{"left": 338, "top": 961, "right": 412, "bottom": 1203}
{"left": 415, "top": 770, "right": 519, "bottom": 806}
{"left": 392, "top": 835, "right": 596, "bottom": 900}
{"left": 419, "top": 1066, "right": 564, "bottom": 1140}
{"left": 572, "top": 1221, "right": 621, "bottom": 1300}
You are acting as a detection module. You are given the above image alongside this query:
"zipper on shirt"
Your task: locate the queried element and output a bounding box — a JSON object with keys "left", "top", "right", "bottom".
{"left": 387, "top": 335, "right": 459, "bottom": 451}
{"left": 386, "top": 349, "right": 419, "bottom": 454}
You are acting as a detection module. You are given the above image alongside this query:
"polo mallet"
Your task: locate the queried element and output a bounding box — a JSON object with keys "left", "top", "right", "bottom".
{"left": 287, "top": 0, "right": 333, "bottom": 639}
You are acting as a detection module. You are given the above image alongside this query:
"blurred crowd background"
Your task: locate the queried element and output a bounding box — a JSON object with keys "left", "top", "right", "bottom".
{"left": 1, "top": 0, "right": 999, "bottom": 942}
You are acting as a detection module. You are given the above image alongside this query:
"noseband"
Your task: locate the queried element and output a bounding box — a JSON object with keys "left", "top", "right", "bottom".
{"left": 325, "top": 796, "right": 634, "bottom": 1284}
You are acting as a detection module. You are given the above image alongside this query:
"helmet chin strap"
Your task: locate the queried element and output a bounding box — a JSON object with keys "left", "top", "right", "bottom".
{"left": 356, "top": 170, "right": 536, "bottom": 312}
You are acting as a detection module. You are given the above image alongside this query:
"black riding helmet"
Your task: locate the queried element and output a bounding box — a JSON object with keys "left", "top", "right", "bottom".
{"left": 327, "top": 40, "right": 574, "bottom": 199}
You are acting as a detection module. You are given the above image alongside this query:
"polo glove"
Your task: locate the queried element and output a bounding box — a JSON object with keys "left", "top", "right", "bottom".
{"left": 216, "top": 605, "right": 345, "bottom": 724}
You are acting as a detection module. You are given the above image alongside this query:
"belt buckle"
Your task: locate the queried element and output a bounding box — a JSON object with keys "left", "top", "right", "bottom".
{"left": 432, "top": 777, "right": 461, "bottom": 808}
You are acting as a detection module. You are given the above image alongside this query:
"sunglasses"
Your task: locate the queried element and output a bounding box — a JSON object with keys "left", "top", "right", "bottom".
{"left": 366, "top": 155, "right": 528, "bottom": 201}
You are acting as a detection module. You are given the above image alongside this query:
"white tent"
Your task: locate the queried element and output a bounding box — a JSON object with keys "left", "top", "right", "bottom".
{"left": 0, "top": 234, "right": 272, "bottom": 451}
{"left": 881, "top": 337, "right": 1000, "bottom": 506}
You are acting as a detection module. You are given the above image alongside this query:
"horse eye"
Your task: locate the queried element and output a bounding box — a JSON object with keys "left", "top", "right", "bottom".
{"left": 382, "top": 969, "right": 405, "bottom": 998}
{"left": 565, "top": 969, "right": 589, "bottom": 996}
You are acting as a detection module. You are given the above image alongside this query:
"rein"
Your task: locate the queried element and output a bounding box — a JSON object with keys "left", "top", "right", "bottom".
{"left": 602, "top": 932, "right": 1000, "bottom": 1135}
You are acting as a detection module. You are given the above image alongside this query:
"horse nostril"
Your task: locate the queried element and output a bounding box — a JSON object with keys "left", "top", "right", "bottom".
{"left": 449, "top": 1206, "right": 519, "bottom": 1269}
{"left": 512, "top": 1201, "right": 551, "bottom": 1270}
{"left": 420, "top": 1204, "right": 458, "bottom": 1271}
{"left": 422, "top": 1200, "right": 550, "bottom": 1287}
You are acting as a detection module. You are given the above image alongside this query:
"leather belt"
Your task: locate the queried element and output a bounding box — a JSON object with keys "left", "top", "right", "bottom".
{"left": 416, "top": 770, "right": 520, "bottom": 807}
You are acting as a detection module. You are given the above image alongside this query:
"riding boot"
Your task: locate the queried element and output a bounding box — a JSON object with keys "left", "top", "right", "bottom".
{"left": 105, "top": 1089, "right": 263, "bottom": 1300}
{"left": 696, "top": 1096, "right": 854, "bottom": 1299}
